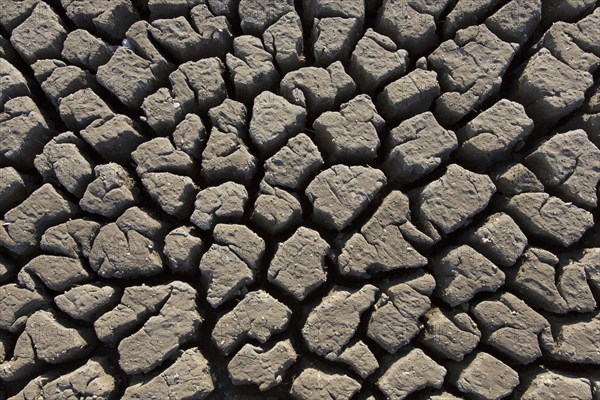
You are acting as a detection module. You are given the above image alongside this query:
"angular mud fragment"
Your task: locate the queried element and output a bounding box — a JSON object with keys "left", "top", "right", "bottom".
{"left": 526, "top": 130, "right": 600, "bottom": 209}
{"left": 177, "top": 57, "right": 227, "bottom": 112}
{"left": 124, "top": 20, "right": 174, "bottom": 81}
{"left": 55, "top": 284, "right": 119, "bottom": 322}
{"left": 268, "top": 227, "right": 330, "bottom": 301}
{"left": 290, "top": 367, "right": 361, "bottom": 400}
{"left": 376, "top": 69, "right": 440, "bottom": 124}
{"left": 0, "top": 97, "right": 55, "bottom": 168}
{"left": 239, "top": 0, "right": 295, "bottom": 35}
{"left": 206, "top": 0, "right": 237, "bottom": 20}
{"left": 31, "top": 59, "right": 66, "bottom": 84}
{"left": 504, "top": 192, "right": 593, "bottom": 247}
{"left": 565, "top": 252, "right": 599, "bottom": 306}
{"left": 132, "top": 137, "right": 194, "bottom": 176}
{"left": 306, "top": 165, "right": 386, "bottom": 231}
{"left": 80, "top": 115, "right": 145, "bottom": 165}
{"left": 560, "top": 249, "right": 600, "bottom": 311}
{"left": 519, "top": 369, "right": 594, "bottom": 400}
{"left": 116, "top": 206, "right": 171, "bottom": 240}
{"left": 542, "top": 314, "right": 600, "bottom": 364}
{"left": 509, "top": 248, "right": 568, "bottom": 313}
{"left": 190, "top": 4, "right": 234, "bottom": 57}
{"left": 311, "top": 17, "right": 361, "bottom": 67}
{"left": 50, "top": 217, "right": 100, "bottom": 257}
{"left": 493, "top": 163, "right": 544, "bottom": 195}
{"left": 264, "top": 134, "right": 324, "bottom": 191}
{"left": 209, "top": 98, "right": 248, "bottom": 135}
{"left": 485, "top": 0, "right": 542, "bottom": 44}
{"left": 172, "top": 113, "right": 208, "bottom": 158}
{"left": 0, "top": 256, "right": 16, "bottom": 284}
{"left": 0, "top": 59, "right": 30, "bottom": 109}
{"left": 60, "top": 0, "right": 140, "bottom": 41}
{"left": 146, "top": 0, "right": 197, "bottom": 19}
{"left": 472, "top": 292, "right": 550, "bottom": 364}
{"left": 212, "top": 290, "right": 291, "bottom": 355}
{"left": 40, "top": 65, "right": 96, "bottom": 108}
{"left": 336, "top": 340, "right": 379, "bottom": 379}
{"left": 249, "top": 91, "right": 306, "bottom": 156}
{"left": 541, "top": 0, "right": 596, "bottom": 25}
{"left": 89, "top": 221, "right": 164, "bottom": 279}
{"left": 414, "top": 164, "right": 496, "bottom": 239}
{"left": 281, "top": 61, "right": 356, "bottom": 118}
{"left": 34, "top": 132, "right": 94, "bottom": 198}
{"left": 337, "top": 191, "right": 429, "bottom": 277}
{"left": 303, "top": 285, "right": 377, "bottom": 359}
{"left": 464, "top": 212, "right": 528, "bottom": 267}
{"left": 95, "top": 284, "right": 171, "bottom": 344}
{"left": 433, "top": 245, "right": 505, "bottom": 307}
{"left": 349, "top": 29, "right": 409, "bottom": 92}
{"left": 378, "top": 347, "right": 446, "bottom": 400}
{"left": 303, "top": 0, "right": 366, "bottom": 22}
{"left": 429, "top": 25, "right": 518, "bottom": 125}
{"left": 450, "top": 352, "right": 519, "bottom": 400}
{"left": 442, "top": 0, "right": 502, "bottom": 39}
{"left": 421, "top": 308, "right": 481, "bottom": 361}
{"left": 0, "top": 331, "right": 7, "bottom": 361}
{"left": 199, "top": 244, "right": 255, "bottom": 307}
{"left": 512, "top": 48, "right": 593, "bottom": 127}
{"left": 228, "top": 340, "right": 297, "bottom": 391}
{"left": 19, "top": 255, "right": 93, "bottom": 292}
{"left": 428, "top": 392, "right": 463, "bottom": 400}
{"left": 201, "top": 129, "right": 258, "bottom": 185}
{"left": 534, "top": 9, "right": 600, "bottom": 74}
{"left": 384, "top": 112, "right": 457, "bottom": 184}
{"left": 0, "top": 284, "right": 46, "bottom": 332}
{"left": 62, "top": 29, "right": 113, "bottom": 71}
{"left": 191, "top": 182, "right": 248, "bottom": 230}
{"left": 164, "top": 226, "right": 205, "bottom": 273}
{"left": 97, "top": 47, "right": 160, "bottom": 108}
{"left": 141, "top": 87, "right": 187, "bottom": 135}
{"left": 213, "top": 224, "right": 266, "bottom": 270}
{"left": 142, "top": 172, "right": 198, "bottom": 218}
{"left": 0, "top": 0, "right": 40, "bottom": 32}
{"left": 59, "top": 88, "right": 114, "bottom": 130}
{"left": 118, "top": 281, "right": 202, "bottom": 375}
{"left": 27, "top": 310, "right": 95, "bottom": 364}
{"left": 314, "top": 94, "right": 384, "bottom": 163}
{"left": 368, "top": 271, "right": 435, "bottom": 353}
{"left": 0, "top": 167, "right": 32, "bottom": 214}
{"left": 263, "top": 12, "right": 304, "bottom": 73}
{"left": 10, "top": 2, "right": 66, "bottom": 64}
{"left": 457, "top": 100, "right": 534, "bottom": 169}
{"left": 80, "top": 163, "right": 140, "bottom": 219}
{"left": 0, "top": 327, "right": 40, "bottom": 382}
{"left": 123, "top": 348, "right": 214, "bottom": 399}
{"left": 149, "top": 17, "right": 205, "bottom": 63}
{"left": 252, "top": 183, "right": 302, "bottom": 235}
{"left": 0, "top": 183, "right": 78, "bottom": 255}
{"left": 376, "top": 0, "right": 448, "bottom": 56}
{"left": 227, "top": 36, "right": 280, "bottom": 103}
{"left": 17, "top": 357, "right": 117, "bottom": 400}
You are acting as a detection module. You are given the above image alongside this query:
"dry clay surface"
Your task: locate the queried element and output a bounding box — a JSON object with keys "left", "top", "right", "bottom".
{"left": 1, "top": 0, "right": 600, "bottom": 398}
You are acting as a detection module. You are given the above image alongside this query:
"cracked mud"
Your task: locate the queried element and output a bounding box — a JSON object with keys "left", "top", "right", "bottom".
{"left": 0, "top": 0, "right": 600, "bottom": 399}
